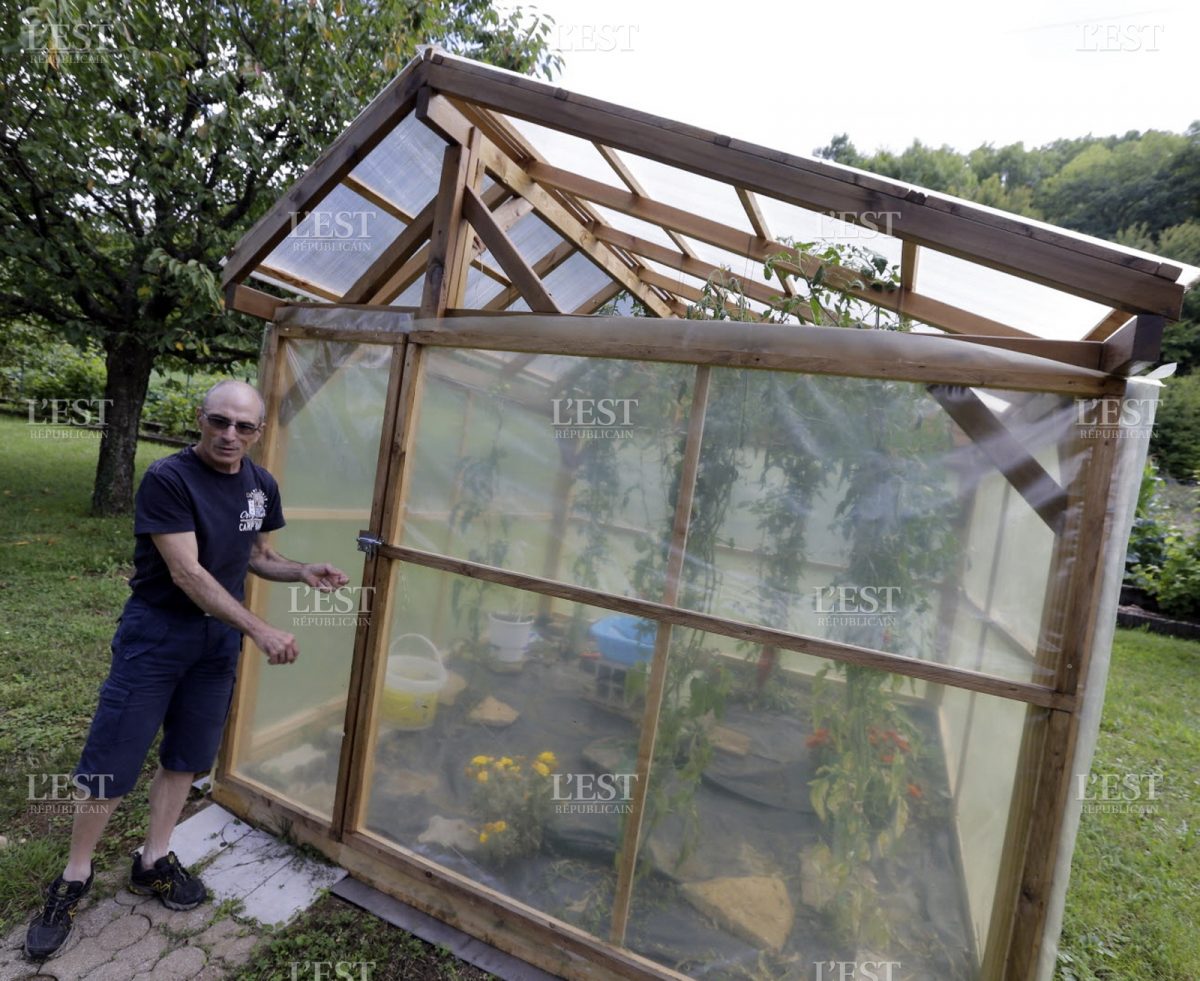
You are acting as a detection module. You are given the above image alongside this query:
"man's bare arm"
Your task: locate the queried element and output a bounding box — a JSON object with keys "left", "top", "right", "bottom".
{"left": 151, "top": 531, "right": 299, "bottom": 664}
{"left": 249, "top": 534, "right": 349, "bottom": 590}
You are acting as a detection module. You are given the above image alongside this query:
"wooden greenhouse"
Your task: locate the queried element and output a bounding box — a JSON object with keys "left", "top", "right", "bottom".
{"left": 213, "top": 48, "right": 1197, "bottom": 980}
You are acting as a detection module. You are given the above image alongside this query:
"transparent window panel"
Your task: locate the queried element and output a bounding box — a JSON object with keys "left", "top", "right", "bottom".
{"left": 680, "top": 369, "right": 1082, "bottom": 684}
{"left": 360, "top": 565, "right": 648, "bottom": 937}
{"left": 620, "top": 620, "right": 1041, "bottom": 980}
{"left": 231, "top": 339, "right": 392, "bottom": 819}
{"left": 399, "top": 349, "right": 695, "bottom": 601}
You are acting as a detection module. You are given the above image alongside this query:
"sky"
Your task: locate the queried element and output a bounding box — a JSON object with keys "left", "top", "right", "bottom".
{"left": 512, "top": 0, "right": 1200, "bottom": 159}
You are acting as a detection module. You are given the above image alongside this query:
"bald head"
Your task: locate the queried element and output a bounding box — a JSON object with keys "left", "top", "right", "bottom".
{"left": 202, "top": 380, "right": 265, "bottom": 424}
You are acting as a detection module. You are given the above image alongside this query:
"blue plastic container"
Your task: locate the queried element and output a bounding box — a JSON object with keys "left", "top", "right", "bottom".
{"left": 589, "top": 614, "right": 658, "bottom": 666}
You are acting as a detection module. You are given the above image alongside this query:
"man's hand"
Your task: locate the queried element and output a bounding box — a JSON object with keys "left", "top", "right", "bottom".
{"left": 253, "top": 624, "right": 299, "bottom": 665}
{"left": 301, "top": 563, "right": 350, "bottom": 592}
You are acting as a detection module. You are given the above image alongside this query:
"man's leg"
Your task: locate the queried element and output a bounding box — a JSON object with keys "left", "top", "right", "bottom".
{"left": 140, "top": 767, "right": 194, "bottom": 868}
{"left": 63, "top": 796, "right": 124, "bottom": 882}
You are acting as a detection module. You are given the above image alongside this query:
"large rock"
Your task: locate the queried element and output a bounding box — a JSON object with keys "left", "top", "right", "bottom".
{"left": 418, "top": 815, "right": 480, "bottom": 853}
{"left": 681, "top": 875, "right": 794, "bottom": 953}
{"left": 468, "top": 695, "right": 518, "bottom": 726}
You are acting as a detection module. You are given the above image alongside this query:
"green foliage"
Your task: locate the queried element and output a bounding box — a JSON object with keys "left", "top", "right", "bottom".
{"left": 1152, "top": 373, "right": 1200, "bottom": 479}
{"left": 1137, "top": 531, "right": 1200, "bottom": 620}
{"left": 4, "top": 339, "right": 106, "bottom": 410}
{"left": 1125, "top": 462, "right": 1171, "bottom": 587}
{"left": 465, "top": 751, "right": 557, "bottom": 864}
{"left": 0, "top": 0, "right": 560, "bottom": 510}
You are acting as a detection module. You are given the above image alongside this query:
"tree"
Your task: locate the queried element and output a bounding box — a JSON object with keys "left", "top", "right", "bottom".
{"left": 0, "top": 0, "right": 560, "bottom": 514}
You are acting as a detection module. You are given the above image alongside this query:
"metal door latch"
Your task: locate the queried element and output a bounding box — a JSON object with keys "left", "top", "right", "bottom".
{"left": 356, "top": 531, "right": 384, "bottom": 558}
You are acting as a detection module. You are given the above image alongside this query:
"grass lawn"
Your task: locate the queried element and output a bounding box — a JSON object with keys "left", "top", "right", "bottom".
{"left": 0, "top": 414, "right": 1197, "bottom": 978}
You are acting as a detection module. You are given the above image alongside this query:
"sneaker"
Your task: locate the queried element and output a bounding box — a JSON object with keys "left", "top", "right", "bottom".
{"left": 24, "top": 868, "right": 93, "bottom": 960}
{"left": 128, "top": 851, "right": 207, "bottom": 910}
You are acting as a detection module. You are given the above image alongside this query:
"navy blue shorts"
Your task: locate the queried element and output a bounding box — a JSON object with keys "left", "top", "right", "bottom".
{"left": 74, "top": 597, "right": 242, "bottom": 799}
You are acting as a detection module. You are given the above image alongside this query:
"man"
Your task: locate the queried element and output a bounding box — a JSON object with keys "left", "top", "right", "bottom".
{"left": 25, "top": 379, "right": 349, "bottom": 961}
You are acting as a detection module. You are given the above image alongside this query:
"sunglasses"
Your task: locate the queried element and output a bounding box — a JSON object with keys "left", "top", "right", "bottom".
{"left": 201, "top": 411, "right": 262, "bottom": 436}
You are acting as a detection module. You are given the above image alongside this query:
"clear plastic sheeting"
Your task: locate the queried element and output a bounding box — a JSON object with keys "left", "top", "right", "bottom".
{"left": 398, "top": 346, "right": 1089, "bottom": 684}
{"left": 232, "top": 339, "right": 393, "bottom": 819}
{"left": 359, "top": 562, "right": 1043, "bottom": 979}
{"left": 261, "top": 182, "right": 410, "bottom": 297}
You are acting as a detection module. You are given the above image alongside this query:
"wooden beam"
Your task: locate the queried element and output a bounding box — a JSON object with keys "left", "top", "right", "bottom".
{"left": 901, "top": 240, "right": 920, "bottom": 293}
{"left": 477, "top": 143, "right": 674, "bottom": 318}
{"left": 224, "top": 283, "right": 284, "bottom": 321}
{"left": 1100, "top": 314, "right": 1165, "bottom": 375}
{"left": 593, "top": 224, "right": 801, "bottom": 315}
{"left": 275, "top": 306, "right": 1127, "bottom": 397}
{"left": 423, "top": 53, "right": 1185, "bottom": 318}
{"left": 381, "top": 541, "right": 1076, "bottom": 710}
{"left": 595, "top": 142, "right": 698, "bottom": 259}
{"left": 1085, "top": 308, "right": 1133, "bottom": 341}
{"left": 342, "top": 174, "right": 415, "bottom": 224}
{"left": 611, "top": 365, "right": 711, "bottom": 942}
{"left": 420, "top": 140, "right": 474, "bottom": 318}
{"left": 575, "top": 280, "right": 624, "bottom": 314}
{"left": 483, "top": 239, "right": 575, "bottom": 311}
{"left": 736, "top": 186, "right": 795, "bottom": 296}
{"left": 461, "top": 185, "right": 562, "bottom": 313}
{"left": 528, "top": 160, "right": 1037, "bottom": 338}
{"left": 343, "top": 198, "right": 436, "bottom": 304}
{"left": 257, "top": 263, "right": 342, "bottom": 302}
{"left": 932, "top": 334, "right": 1104, "bottom": 372}
{"left": 419, "top": 93, "right": 673, "bottom": 319}
{"left": 222, "top": 59, "right": 430, "bottom": 289}
{"left": 928, "top": 386, "right": 1069, "bottom": 535}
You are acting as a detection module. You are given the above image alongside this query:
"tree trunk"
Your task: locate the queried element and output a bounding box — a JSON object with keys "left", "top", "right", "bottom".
{"left": 90, "top": 336, "right": 158, "bottom": 516}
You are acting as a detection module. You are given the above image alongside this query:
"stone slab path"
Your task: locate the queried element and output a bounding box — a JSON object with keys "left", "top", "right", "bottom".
{"left": 0, "top": 804, "right": 345, "bottom": 980}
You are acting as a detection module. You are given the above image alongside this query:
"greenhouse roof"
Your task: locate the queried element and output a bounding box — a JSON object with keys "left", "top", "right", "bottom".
{"left": 222, "top": 48, "right": 1199, "bottom": 371}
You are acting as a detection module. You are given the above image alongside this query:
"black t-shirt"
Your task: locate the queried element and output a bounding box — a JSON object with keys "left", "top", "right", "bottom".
{"left": 129, "top": 446, "right": 286, "bottom": 615}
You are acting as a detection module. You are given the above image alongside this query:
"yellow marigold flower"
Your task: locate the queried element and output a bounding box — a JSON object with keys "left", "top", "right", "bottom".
{"left": 532, "top": 761, "right": 550, "bottom": 777}
{"left": 497, "top": 756, "right": 513, "bottom": 767}
{"left": 537, "top": 751, "right": 557, "bottom": 766}
{"left": 492, "top": 820, "right": 507, "bottom": 833}
{"left": 471, "top": 755, "right": 490, "bottom": 766}
{"left": 479, "top": 832, "right": 489, "bottom": 844}
{"left": 476, "top": 770, "right": 489, "bottom": 783}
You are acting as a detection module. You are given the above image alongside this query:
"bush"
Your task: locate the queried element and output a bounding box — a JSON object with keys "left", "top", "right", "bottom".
{"left": 1152, "top": 373, "right": 1200, "bottom": 480}
{"left": 1125, "top": 462, "right": 1171, "bottom": 588}
{"left": 1139, "top": 531, "right": 1200, "bottom": 619}
{"left": 16, "top": 343, "right": 107, "bottom": 417}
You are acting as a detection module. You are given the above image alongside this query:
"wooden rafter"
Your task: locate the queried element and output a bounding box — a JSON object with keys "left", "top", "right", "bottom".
{"left": 1085, "top": 308, "right": 1134, "bottom": 341}
{"left": 343, "top": 198, "right": 436, "bottom": 303}
{"left": 421, "top": 93, "right": 675, "bottom": 316}
{"left": 483, "top": 239, "right": 575, "bottom": 311}
{"left": 735, "top": 187, "right": 795, "bottom": 296}
{"left": 595, "top": 142, "right": 698, "bottom": 260}
{"left": 530, "top": 160, "right": 1036, "bottom": 338}
{"left": 342, "top": 174, "right": 416, "bottom": 224}
{"left": 256, "top": 263, "right": 341, "bottom": 302}
{"left": 476, "top": 143, "right": 675, "bottom": 318}
{"left": 462, "top": 185, "right": 562, "bottom": 313}
{"left": 592, "top": 224, "right": 804, "bottom": 317}
{"left": 422, "top": 52, "right": 1186, "bottom": 318}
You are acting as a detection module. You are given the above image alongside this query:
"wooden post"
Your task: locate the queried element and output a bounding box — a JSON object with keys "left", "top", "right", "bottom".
{"left": 609, "top": 365, "right": 712, "bottom": 944}
{"left": 335, "top": 340, "right": 426, "bottom": 836}
{"left": 218, "top": 325, "right": 288, "bottom": 781}
{"left": 981, "top": 403, "right": 1123, "bottom": 979}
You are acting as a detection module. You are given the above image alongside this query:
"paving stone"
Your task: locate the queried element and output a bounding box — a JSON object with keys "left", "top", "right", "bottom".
{"left": 32, "top": 930, "right": 109, "bottom": 980}
{"left": 74, "top": 898, "right": 124, "bottom": 938}
{"left": 191, "top": 919, "right": 239, "bottom": 950}
{"left": 83, "top": 958, "right": 153, "bottom": 981}
{"left": 114, "top": 930, "right": 169, "bottom": 973}
{"left": 94, "top": 913, "right": 150, "bottom": 952}
{"left": 112, "top": 888, "right": 151, "bottom": 909}
{"left": 157, "top": 904, "right": 215, "bottom": 938}
{"left": 1, "top": 923, "right": 26, "bottom": 952}
{"left": 0, "top": 956, "right": 45, "bottom": 981}
{"left": 142, "top": 945, "right": 207, "bottom": 980}
{"left": 211, "top": 933, "right": 258, "bottom": 968}
{"left": 190, "top": 965, "right": 231, "bottom": 981}
{"left": 171, "top": 805, "right": 254, "bottom": 869}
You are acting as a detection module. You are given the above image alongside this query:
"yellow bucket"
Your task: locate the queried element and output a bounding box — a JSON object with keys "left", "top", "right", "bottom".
{"left": 380, "top": 634, "right": 446, "bottom": 731}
